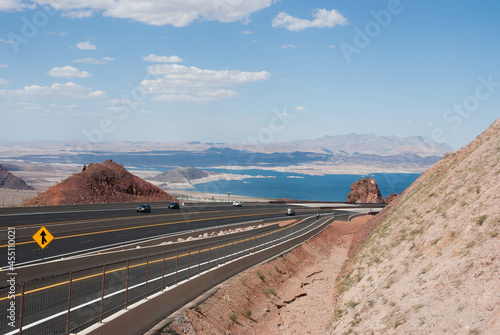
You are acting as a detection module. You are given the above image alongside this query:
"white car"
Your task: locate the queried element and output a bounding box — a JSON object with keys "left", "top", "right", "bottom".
{"left": 232, "top": 201, "right": 243, "bottom": 207}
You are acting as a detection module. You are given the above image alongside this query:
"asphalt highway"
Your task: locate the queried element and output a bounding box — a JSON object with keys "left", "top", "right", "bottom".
{"left": 0, "top": 214, "right": 329, "bottom": 335}
{"left": 0, "top": 203, "right": 340, "bottom": 267}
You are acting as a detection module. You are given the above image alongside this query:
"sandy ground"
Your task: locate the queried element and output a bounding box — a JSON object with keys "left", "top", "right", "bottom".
{"left": 163, "top": 216, "right": 370, "bottom": 335}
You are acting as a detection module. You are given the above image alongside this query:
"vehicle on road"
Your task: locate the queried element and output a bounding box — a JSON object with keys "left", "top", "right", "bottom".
{"left": 169, "top": 202, "right": 180, "bottom": 209}
{"left": 286, "top": 208, "right": 295, "bottom": 216}
{"left": 137, "top": 204, "right": 151, "bottom": 213}
{"left": 232, "top": 201, "right": 243, "bottom": 207}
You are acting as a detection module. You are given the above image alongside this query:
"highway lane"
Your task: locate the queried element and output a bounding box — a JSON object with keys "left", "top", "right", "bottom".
{"left": 0, "top": 216, "right": 324, "bottom": 335}
{"left": 0, "top": 204, "right": 337, "bottom": 267}
{"left": 0, "top": 202, "right": 275, "bottom": 229}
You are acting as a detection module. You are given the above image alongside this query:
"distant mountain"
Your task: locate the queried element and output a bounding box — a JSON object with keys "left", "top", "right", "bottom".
{"left": 149, "top": 166, "right": 216, "bottom": 183}
{"left": 22, "top": 160, "right": 178, "bottom": 206}
{"left": 1, "top": 133, "right": 453, "bottom": 175}
{"left": 234, "top": 133, "right": 452, "bottom": 157}
{"left": 0, "top": 164, "right": 34, "bottom": 190}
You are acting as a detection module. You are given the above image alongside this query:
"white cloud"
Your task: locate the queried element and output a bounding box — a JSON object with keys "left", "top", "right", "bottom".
{"left": 62, "top": 10, "right": 93, "bottom": 18}
{"left": 295, "top": 106, "right": 306, "bottom": 112}
{"left": 0, "top": 38, "right": 13, "bottom": 44}
{"left": 241, "top": 30, "right": 252, "bottom": 35}
{"left": 48, "top": 66, "right": 92, "bottom": 78}
{"left": 88, "top": 90, "right": 105, "bottom": 97}
{"left": 29, "top": 0, "right": 273, "bottom": 26}
{"left": 0, "top": 79, "right": 10, "bottom": 86}
{"left": 272, "top": 8, "right": 348, "bottom": 32}
{"left": 281, "top": 44, "right": 297, "bottom": 49}
{"left": 105, "top": 98, "right": 144, "bottom": 112}
{"left": 0, "top": 82, "right": 105, "bottom": 99}
{"left": 0, "top": 64, "right": 8, "bottom": 68}
{"left": 142, "top": 54, "right": 183, "bottom": 63}
{"left": 141, "top": 63, "right": 271, "bottom": 103}
{"left": 74, "top": 57, "right": 114, "bottom": 64}
{"left": 329, "top": 45, "right": 336, "bottom": 48}
{"left": 46, "top": 31, "right": 68, "bottom": 36}
{"left": 0, "top": 0, "right": 23, "bottom": 11}
{"left": 76, "top": 41, "right": 97, "bottom": 50}
{"left": 140, "top": 109, "right": 152, "bottom": 114}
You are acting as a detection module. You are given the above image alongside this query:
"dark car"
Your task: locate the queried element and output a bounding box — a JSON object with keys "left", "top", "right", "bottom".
{"left": 286, "top": 208, "right": 295, "bottom": 216}
{"left": 137, "top": 204, "right": 151, "bottom": 213}
{"left": 169, "top": 202, "right": 180, "bottom": 209}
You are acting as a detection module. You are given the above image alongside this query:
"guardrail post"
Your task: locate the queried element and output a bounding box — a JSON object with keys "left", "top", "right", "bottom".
{"left": 161, "top": 251, "right": 166, "bottom": 291}
{"left": 187, "top": 246, "right": 191, "bottom": 280}
{"left": 198, "top": 244, "right": 201, "bottom": 275}
{"left": 100, "top": 264, "right": 106, "bottom": 323}
{"left": 207, "top": 242, "right": 211, "bottom": 271}
{"left": 175, "top": 248, "right": 179, "bottom": 285}
{"left": 66, "top": 272, "right": 73, "bottom": 335}
{"left": 125, "top": 259, "right": 129, "bottom": 309}
{"left": 230, "top": 237, "right": 234, "bottom": 260}
{"left": 19, "top": 282, "right": 25, "bottom": 335}
{"left": 145, "top": 254, "right": 150, "bottom": 300}
{"left": 216, "top": 241, "right": 219, "bottom": 266}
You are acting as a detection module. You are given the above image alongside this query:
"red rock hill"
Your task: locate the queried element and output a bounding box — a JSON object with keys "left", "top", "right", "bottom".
{"left": 22, "top": 160, "right": 178, "bottom": 206}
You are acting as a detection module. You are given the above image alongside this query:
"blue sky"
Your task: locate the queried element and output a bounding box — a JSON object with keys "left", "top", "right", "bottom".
{"left": 0, "top": 0, "right": 499, "bottom": 149}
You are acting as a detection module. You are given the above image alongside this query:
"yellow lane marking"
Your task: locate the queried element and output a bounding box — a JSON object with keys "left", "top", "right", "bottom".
{"left": 0, "top": 209, "right": 223, "bottom": 230}
{"left": 0, "top": 210, "right": 290, "bottom": 248}
{"left": 0, "top": 219, "right": 306, "bottom": 301}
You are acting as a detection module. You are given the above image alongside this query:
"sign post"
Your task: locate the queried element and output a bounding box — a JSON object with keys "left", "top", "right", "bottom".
{"left": 32, "top": 226, "right": 54, "bottom": 262}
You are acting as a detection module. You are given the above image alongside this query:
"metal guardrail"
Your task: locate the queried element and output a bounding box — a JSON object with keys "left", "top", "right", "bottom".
{"left": 0, "top": 210, "right": 358, "bottom": 335}
{"left": 0, "top": 214, "right": 334, "bottom": 335}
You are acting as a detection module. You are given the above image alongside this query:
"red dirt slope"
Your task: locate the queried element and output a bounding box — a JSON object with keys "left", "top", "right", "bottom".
{"left": 22, "top": 159, "right": 178, "bottom": 206}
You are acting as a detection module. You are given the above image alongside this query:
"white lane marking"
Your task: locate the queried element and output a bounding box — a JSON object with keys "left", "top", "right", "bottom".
{"left": 4, "top": 216, "right": 328, "bottom": 334}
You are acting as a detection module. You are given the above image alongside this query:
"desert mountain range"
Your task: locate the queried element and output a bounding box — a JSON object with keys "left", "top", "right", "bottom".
{"left": 0, "top": 134, "right": 449, "bottom": 176}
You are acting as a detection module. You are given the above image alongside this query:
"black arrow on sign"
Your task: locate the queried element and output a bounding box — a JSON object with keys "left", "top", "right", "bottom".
{"left": 40, "top": 230, "right": 47, "bottom": 245}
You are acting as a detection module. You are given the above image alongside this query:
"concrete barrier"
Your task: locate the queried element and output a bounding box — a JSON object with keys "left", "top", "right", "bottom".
{"left": 79, "top": 217, "right": 331, "bottom": 335}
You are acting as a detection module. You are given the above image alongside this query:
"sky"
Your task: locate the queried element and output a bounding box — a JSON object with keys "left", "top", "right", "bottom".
{"left": 0, "top": 0, "right": 499, "bottom": 149}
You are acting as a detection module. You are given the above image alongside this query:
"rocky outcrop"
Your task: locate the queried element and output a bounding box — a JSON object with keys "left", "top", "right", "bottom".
{"left": 346, "top": 177, "right": 384, "bottom": 204}
{"left": 0, "top": 164, "right": 34, "bottom": 190}
{"left": 149, "top": 166, "right": 215, "bottom": 183}
{"left": 22, "top": 160, "right": 179, "bottom": 206}
{"left": 384, "top": 193, "right": 398, "bottom": 203}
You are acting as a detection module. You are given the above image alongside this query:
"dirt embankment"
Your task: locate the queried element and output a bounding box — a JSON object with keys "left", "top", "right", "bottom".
{"left": 163, "top": 217, "right": 369, "bottom": 335}
{"left": 331, "top": 119, "right": 500, "bottom": 335}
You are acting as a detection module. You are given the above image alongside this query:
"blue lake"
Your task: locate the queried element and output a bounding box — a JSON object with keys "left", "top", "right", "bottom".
{"left": 181, "top": 169, "right": 420, "bottom": 202}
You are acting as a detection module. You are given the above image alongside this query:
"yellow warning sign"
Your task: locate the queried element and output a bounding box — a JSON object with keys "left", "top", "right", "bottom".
{"left": 32, "top": 226, "right": 54, "bottom": 249}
